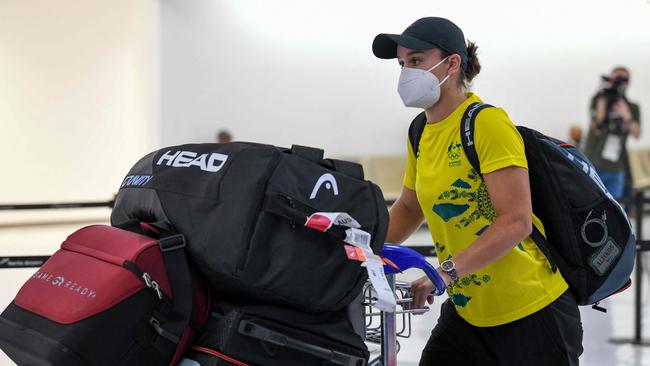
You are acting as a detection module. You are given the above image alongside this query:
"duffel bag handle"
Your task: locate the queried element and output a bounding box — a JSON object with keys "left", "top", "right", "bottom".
{"left": 325, "top": 159, "right": 364, "bottom": 180}
{"left": 291, "top": 145, "right": 365, "bottom": 180}
{"left": 237, "top": 320, "right": 367, "bottom": 366}
{"left": 291, "top": 144, "right": 324, "bottom": 163}
{"left": 113, "top": 218, "right": 176, "bottom": 238}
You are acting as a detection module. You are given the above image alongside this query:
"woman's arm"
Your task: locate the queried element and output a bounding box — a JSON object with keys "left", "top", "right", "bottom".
{"left": 386, "top": 185, "right": 424, "bottom": 244}
{"left": 446, "top": 166, "right": 533, "bottom": 278}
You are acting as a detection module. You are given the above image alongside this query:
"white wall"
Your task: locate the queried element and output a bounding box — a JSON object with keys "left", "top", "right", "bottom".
{"left": 0, "top": 0, "right": 647, "bottom": 200}
{"left": 159, "top": 0, "right": 650, "bottom": 156}
{"left": 0, "top": 4, "right": 159, "bottom": 365}
{"left": 0, "top": 0, "right": 159, "bottom": 203}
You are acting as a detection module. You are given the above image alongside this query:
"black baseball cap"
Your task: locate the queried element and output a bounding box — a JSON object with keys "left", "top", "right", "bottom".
{"left": 372, "top": 17, "right": 468, "bottom": 69}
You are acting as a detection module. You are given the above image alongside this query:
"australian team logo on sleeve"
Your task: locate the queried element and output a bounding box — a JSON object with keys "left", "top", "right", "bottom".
{"left": 447, "top": 141, "right": 462, "bottom": 167}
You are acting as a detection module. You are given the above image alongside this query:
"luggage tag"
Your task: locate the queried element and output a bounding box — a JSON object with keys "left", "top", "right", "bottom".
{"left": 602, "top": 134, "right": 622, "bottom": 162}
{"left": 344, "top": 245, "right": 401, "bottom": 273}
{"left": 360, "top": 253, "right": 397, "bottom": 312}
{"left": 305, "top": 212, "right": 361, "bottom": 232}
{"left": 305, "top": 213, "right": 396, "bottom": 312}
{"left": 344, "top": 228, "right": 396, "bottom": 312}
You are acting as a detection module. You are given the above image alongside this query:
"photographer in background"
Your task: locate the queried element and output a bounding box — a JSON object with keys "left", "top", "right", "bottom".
{"left": 584, "top": 66, "right": 641, "bottom": 200}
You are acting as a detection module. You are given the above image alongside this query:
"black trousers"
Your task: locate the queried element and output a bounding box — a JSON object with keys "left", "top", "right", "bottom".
{"left": 419, "top": 290, "right": 583, "bottom": 366}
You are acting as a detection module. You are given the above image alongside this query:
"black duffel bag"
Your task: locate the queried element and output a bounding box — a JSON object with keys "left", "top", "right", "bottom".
{"left": 183, "top": 300, "right": 369, "bottom": 366}
{"left": 111, "top": 142, "right": 388, "bottom": 312}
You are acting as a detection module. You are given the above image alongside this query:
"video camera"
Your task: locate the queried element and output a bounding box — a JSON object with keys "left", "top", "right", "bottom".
{"left": 601, "top": 74, "right": 628, "bottom": 103}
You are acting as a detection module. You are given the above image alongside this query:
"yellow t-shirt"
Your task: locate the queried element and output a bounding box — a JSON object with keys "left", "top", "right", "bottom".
{"left": 404, "top": 93, "right": 568, "bottom": 327}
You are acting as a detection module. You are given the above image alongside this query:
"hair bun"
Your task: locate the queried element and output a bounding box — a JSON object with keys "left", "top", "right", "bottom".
{"left": 463, "top": 41, "right": 481, "bottom": 86}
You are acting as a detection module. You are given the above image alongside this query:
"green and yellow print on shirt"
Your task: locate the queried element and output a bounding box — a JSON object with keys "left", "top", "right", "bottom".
{"left": 404, "top": 93, "right": 568, "bottom": 327}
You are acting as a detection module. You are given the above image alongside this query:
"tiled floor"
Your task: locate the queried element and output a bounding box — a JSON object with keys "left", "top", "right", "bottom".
{"left": 1, "top": 211, "right": 650, "bottom": 365}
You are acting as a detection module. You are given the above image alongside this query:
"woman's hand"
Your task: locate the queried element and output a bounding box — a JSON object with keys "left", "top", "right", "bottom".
{"left": 410, "top": 275, "right": 434, "bottom": 314}
{"left": 411, "top": 270, "right": 450, "bottom": 314}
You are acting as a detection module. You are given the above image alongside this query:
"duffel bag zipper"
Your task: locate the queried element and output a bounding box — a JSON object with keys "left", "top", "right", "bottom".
{"left": 282, "top": 194, "right": 298, "bottom": 232}
{"left": 274, "top": 192, "right": 374, "bottom": 309}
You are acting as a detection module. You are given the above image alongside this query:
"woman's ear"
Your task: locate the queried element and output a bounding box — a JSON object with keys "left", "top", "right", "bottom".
{"left": 447, "top": 54, "right": 463, "bottom": 76}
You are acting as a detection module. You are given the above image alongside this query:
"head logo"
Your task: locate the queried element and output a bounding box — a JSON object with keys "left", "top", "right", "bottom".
{"left": 310, "top": 173, "right": 339, "bottom": 199}
{"left": 156, "top": 151, "right": 228, "bottom": 173}
{"left": 565, "top": 150, "right": 624, "bottom": 213}
{"left": 463, "top": 103, "right": 481, "bottom": 147}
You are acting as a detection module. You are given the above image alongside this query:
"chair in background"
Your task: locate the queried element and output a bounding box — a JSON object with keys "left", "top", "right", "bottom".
{"left": 365, "top": 155, "right": 406, "bottom": 204}
{"left": 627, "top": 149, "right": 650, "bottom": 190}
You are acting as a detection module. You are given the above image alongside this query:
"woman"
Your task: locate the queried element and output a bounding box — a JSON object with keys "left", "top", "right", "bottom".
{"left": 372, "top": 17, "right": 583, "bottom": 365}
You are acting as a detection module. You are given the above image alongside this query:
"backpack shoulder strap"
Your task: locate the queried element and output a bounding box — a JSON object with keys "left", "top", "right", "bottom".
{"left": 408, "top": 112, "right": 427, "bottom": 159}
{"left": 459, "top": 102, "right": 495, "bottom": 176}
{"left": 460, "top": 104, "right": 560, "bottom": 274}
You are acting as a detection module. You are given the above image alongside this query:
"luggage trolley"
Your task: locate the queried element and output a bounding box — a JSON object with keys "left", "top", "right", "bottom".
{"left": 177, "top": 244, "right": 439, "bottom": 366}
{"left": 365, "top": 244, "right": 441, "bottom": 366}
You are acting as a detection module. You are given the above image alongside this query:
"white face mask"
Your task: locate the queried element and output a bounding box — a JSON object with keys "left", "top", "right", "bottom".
{"left": 397, "top": 56, "right": 450, "bottom": 109}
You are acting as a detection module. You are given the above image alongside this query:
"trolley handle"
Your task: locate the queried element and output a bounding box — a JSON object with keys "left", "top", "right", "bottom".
{"left": 381, "top": 244, "right": 446, "bottom": 296}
